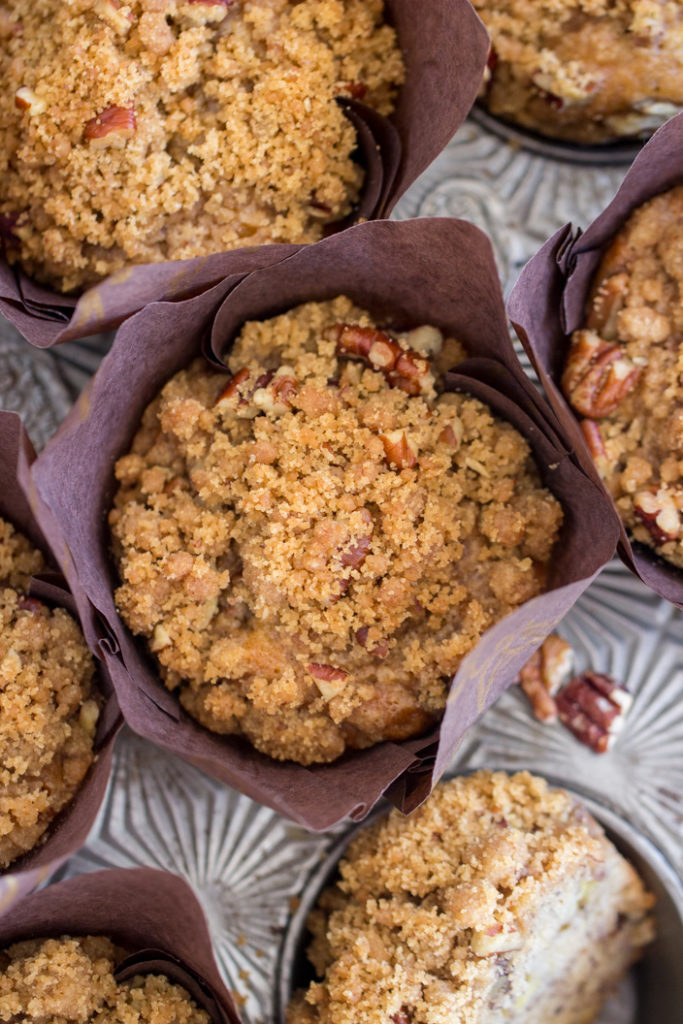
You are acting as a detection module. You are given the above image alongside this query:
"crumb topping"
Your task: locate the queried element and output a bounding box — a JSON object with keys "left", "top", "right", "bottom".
{"left": 0, "top": 935, "right": 210, "bottom": 1024}
{"left": 0, "top": 516, "right": 98, "bottom": 870}
{"left": 110, "top": 298, "right": 563, "bottom": 766}
{"left": 562, "top": 186, "right": 683, "bottom": 569}
{"left": 0, "top": 0, "right": 403, "bottom": 292}
{"left": 474, "top": 0, "right": 683, "bottom": 143}
{"left": 287, "top": 770, "right": 654, "bottom": 1024}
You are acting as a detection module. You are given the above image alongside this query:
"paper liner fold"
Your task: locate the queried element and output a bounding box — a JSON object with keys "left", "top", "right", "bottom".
{"left": 0, "top": 868, "right": 240, "bottom": 1024}
{"left": 508, "top": 114, "right": 683, "bottom": 607}
{"left": 30, "top": 218, "right": 617, "bottom": 830}
{"left": 0, "top": 411, "right": 121, "bottom": 915}
{"left": 0, "top": 0, "right": 488, "bottom": 349}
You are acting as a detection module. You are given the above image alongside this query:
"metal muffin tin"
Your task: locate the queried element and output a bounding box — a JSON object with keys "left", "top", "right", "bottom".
{"left": 0, "top": 115, "right": 681, "bottom": 1024}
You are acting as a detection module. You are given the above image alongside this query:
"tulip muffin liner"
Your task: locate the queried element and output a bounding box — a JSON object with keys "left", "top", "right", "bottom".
{"left": 0, "top": 0, "right": 488, "bottom": 349}
{"left": 29, "top": 217, "right": 618, "bottom": 830}
{"left": 0, "top": 411, "right": 121, "bottom": 915}
{"left": 0, "top": 867, "right": 241, "bottom": 1024}
{"left": 507, "top": 114, "right": 683, "bottom": 608}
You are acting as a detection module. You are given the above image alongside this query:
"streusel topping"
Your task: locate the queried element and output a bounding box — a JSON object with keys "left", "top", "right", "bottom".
{"left": 110, "top": 298, "right": 563, "bottom": 765}
{"left": 0, "top": 935, "right": 209, "bottom": 1024}
{"left": 288, "top": 771, "right": 654, "bottom": 1024}
{"left": 0, "top": 0, "right": 403, "bottom": 291}
{"left": 474, "top": 0, "right": 683, "bottom": 143}
{"left": 0, "top": 516, "right": 98, "bottom": 869}
{"left": 562, "top": 186, "right": 683, "bottom": 569}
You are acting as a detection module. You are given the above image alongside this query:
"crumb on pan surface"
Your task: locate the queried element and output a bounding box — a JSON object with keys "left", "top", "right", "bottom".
{"left": 562, "top": 186, "right": 683, "bottom": 569}
{"left": 473, "top": 0, "right": 683, "bottom": 144}
{"left": 287, "top": 770, "right": 655, "bottom": 1024}
{"left": 0, "top": 516, "right": 98, "bottom": 870}
{"left": 0, "top": 935, "right": 209, "bottom": 1023}
{"left": 109, "top": 297, "right": 563, "bottom": 766}
{"left": 0, "top": 0, "right": 403, "bottom": 293}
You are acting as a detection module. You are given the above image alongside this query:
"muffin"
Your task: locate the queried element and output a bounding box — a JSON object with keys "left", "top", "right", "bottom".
{"left": 0, "top": 935, "right": 209, "bottom": 1023}
{"left": 287, "top": 770, "right": 655, "bottom": 1024}
{"left": 109, "top": 296, "right": 564, "bottom": 766}
{"left": 0, "top": 514, "right": 99, "bottom": 870}
{"left": 473, "top": 0, "right": 683, "bottom": 144}
{"left": 561, "top": 186, "right": 683, "bottom": 569}
{"left": 0, "top": 0, "right": 403, "bottom": 292}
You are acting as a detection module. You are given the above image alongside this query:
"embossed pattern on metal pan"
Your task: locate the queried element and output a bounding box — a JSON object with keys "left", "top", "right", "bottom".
{"left": 0, "top": 116, "right": 681, "bottom": 1024}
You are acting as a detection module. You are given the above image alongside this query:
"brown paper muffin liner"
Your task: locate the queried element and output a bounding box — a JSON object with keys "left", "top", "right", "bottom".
{"left": 0, "top": 867, "right": 241, "bottom": 1024}
{"left": 0, "top": 0, "right": 489, "bottom": 349}
{"left": 507, "top": 114, "right": 683, "bottom": 608}
{"left": 29, "top": 218, "right": 618, "bottom": 830}
{"left": 0, "top": 412, "right": 121, "bottom": 915}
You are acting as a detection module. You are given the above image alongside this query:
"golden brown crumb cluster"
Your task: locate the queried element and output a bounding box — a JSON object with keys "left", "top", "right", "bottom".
{"left": 562, "top": 187, "right": 683, "bottom": 569}
{"left": 288, "top": 771, "right": 654, "bottom": 1024}
{"left": 474, "top": 0, "right": 683, "bottom": 143}
{"left": 0, "top": 0, "right": 403, "bottom": 292}
{"left": 0, "top": 935, "right": 210, "bottom": 1024}
{"left": 0, "top": 516, "right": 98, "bottom": 869}
{"left": 110, "top": 298, "right": 563, "bottom": 765}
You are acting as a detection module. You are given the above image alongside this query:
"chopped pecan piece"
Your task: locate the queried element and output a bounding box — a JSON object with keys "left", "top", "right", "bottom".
{"left": 516, "top": 633, "right": 573, "bottom": 723}
{"left": 84, "top": 105, "right": 136, "bottom": 147}
{"left": 471, "top": 924, "right": 524, "bottom": 956}
{"left": 333, "top": 324, "right": 436, "bottom": 395}
{"left": 307, "top": 662, "right": 348, "bottom": 700}
{"left": 580, "top": 418, "right": 607, "bottom": 461}
{"left": 340, "top": 534, "right": 371, "bottom": 569}
{"left": 355, "top": 626, "right": 389, "bottom": 659}
{"left": 15, "top": 87, "right": 45, "bottom": 115}
{"left": 380, "top": 430, "right": 418, "bottom": 469}
{"left": 633, "top": 490, "right": 681, "bottom": 544}
{"left": 390, "top": 1009, "right": 413, "bottom": 1024}
{"left": 17, "top": 596, "right": 44, "bottom": 614}
{"left": 556, "top": 671, "right": 632, "bottom": 753}
{"left": 586, "top": 273, "right": 628, "bottom": 340}
{"left": 562, "top": 330, "right": 641, "bottom": 418}
{"left": 215, "top": 367, "right": 251, "bottom": 407}
{"left": 342, "top": 80, "right": 367, "bottom": 100}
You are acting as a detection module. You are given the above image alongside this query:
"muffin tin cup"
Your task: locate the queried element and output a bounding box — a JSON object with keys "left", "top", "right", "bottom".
{"left": 507, "top": 113, "right": 683, "bottom": 608}
{"left": 0, "top": 411, "right": 121, "bottom": 915}
{"left": 0, "top": 867, "right": 241, "bottom": 1024}
{"left": 0, "top": 0, "right": 488, "bottom": 349}
{"left": 25, "top": 218, "right": 619, "bottom": 830}
{"left": 277, "top": 775, "right": 683, "bottom": 1024}
{"left": 468, "top": 104, "right": 643, "bottom": 167}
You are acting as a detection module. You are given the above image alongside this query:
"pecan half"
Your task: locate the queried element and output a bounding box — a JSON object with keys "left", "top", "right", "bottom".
{"left": 84, "top": 105, "right": 136, "bottom": 147}
{"left": 562, "top": 330, "right": 641, "bottom": 418}
{"left": 633, "top": 490, "right": 681, "bottom": 545}
{"left": 556, "top": 672, "right": 632, "bottom": 753}
{"left": 333, "top": 324, "right": 435, "bottom": 395}
{"left": 380, "top": 430, "right": 418, "bottom": 469}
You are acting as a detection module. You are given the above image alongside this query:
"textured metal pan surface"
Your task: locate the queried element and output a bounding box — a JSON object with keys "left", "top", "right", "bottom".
{"left": 0, "top": 116, "right": 680, "bottom": 1024}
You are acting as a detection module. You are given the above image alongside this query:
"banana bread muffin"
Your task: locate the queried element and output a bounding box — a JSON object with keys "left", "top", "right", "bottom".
{"left": 109, "top": 297, "right": 563, "bottom": 766}
{"left": 0, "top": 935, "right": 209, "bottom": 1023}
{"left": 0, "top": 516, "right": 99, "bottom": 869}
{"left": 287, "top": 770, "right": 655, "bottom": 1024}
{"left": 474, "top": 0, "right": 683, "bottom": 144}
{"left": 561, "top": 186, "right": 683, "bottom": 569}
{"left": 0, "top": 0, "right": 403, "bottom": 292}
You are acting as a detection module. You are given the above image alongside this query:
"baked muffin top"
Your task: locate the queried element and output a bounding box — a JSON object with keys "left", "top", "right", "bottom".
{"left": 474, "top": 0, "right": 683, "bottom": 143}
{"left": 110, "top": 297, "right": 563, "bottom": 765}
{"left": 287, "top": 770, "right": 654, "bottom": 1024}
{"left": 562, "top": 186, "right": 683, "bottom": 569}
{"left": 0, "top": 0, "right": 403, "bottom": 292}
{"left": 0, "top": 935, "right": 209, "bottom": 1023}
{"left": 0, "top": 516, "right": 98, "bottom": 869}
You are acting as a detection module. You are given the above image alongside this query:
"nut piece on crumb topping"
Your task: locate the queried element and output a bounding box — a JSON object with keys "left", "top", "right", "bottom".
{"left": 0, "top": 936, "right": 210, "bottom": 1024}
{"left": 84, "top": 105, "right": 137, "bottom": 148}
{"left": 286, "top": 770, "right": 654, "bottom": 1024}
{"left": 0, "top": 515, "right": 99, "bottom": 869}
{"left": 109, "top": 297, "right": 563, "bottom": 767}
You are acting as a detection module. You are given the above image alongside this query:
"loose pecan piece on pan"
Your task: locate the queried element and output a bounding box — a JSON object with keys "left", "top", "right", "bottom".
{"left": 561, "top": 330, "right": 641, "bottom": 418}
{"left": 556, "top": 671, "right": 632, "bottom": 753}
{"left": 516, "top": 633, "right": 573, "bottom": 722}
